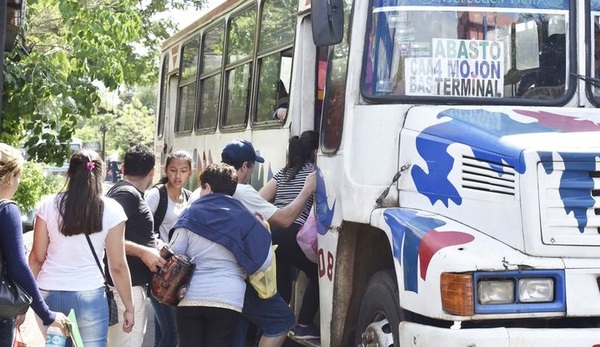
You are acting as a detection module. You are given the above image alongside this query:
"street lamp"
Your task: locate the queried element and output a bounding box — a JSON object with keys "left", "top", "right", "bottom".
{"left": 100, "top": 124, "right": 107, "bottom": 160}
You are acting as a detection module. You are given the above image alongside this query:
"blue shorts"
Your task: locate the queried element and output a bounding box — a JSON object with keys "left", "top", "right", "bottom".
{"left": 240, "top": 284, "right": 294, "bottom": 337}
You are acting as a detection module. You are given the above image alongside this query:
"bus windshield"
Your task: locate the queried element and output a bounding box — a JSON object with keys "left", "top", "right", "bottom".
{"left": 362, "top": 0, "right": 570, "bottom": 102}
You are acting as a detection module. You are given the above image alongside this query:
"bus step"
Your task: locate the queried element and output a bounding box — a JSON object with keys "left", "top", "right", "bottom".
{"left": 287, "top": 333, "right": 321, "bottom": 347}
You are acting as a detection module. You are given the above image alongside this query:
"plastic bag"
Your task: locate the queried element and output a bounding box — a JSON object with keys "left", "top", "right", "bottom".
{"left": 249, "top": 245, "right": 278, "bottom": 299}
{"left": 12, "top": 326, "right": 26, "bottom": 347}
{"left": 296, "top": 209, "right": 318, "bottom": 263}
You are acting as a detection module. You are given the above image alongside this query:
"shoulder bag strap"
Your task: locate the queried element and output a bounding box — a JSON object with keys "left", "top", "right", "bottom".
{"left": 153, "top": 185, "right": 168, "bottom": 232}
{"left": 0, "top": 199, "right": 11, "bottom": 279}
{"left": 84, "top": 234, "right": 109, "bottom": 285}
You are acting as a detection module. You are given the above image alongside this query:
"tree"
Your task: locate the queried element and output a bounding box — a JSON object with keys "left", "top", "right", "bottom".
{"left": 75, "top": 95, "right": 155, "bottom": 159}
{"left": 2, "top": 0, "right": 206, "bottom": 163}
{"left": 14, "top": 161, "right": 65, "bottom": 214}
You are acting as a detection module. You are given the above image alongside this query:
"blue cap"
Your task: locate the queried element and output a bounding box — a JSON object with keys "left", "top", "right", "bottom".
{"left": 221, "top": 139, "right": 265, "bottom": 165}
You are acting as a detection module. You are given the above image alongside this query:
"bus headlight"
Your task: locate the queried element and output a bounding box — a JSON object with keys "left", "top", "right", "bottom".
{"left": 473, "top": 270, "right": 565, "bottom": 314}
{"left": 477, "top": 279, "right": 514, "bottom": 305}
{"left": 518, "top": 278, "right": 554, "bottom": 302}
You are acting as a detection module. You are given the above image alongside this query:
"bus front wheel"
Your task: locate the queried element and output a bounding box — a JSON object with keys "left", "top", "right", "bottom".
{"left": 355, "top": 269, "right": 403, "bottom": 347}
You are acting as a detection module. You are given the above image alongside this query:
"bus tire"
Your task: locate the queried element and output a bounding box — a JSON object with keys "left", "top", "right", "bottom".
{"left": 355, "top": 269, "right": 402, "bottom": 347}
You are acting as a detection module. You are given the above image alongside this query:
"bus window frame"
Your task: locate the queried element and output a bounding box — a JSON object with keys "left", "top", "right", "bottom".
{"left": 221, "top": 4, "right": 258, "bottom": 132}
{"left": 251, "top": 49, "right": 294, "bottom": 128}
{"left": 359, "top": 2, "right": 577, "bottom": 107}
{"left": 251, "top": 51, "right": 288, "bottom": 129}
{"left": 156, "top": 54, "right": 169, "bottom": 139}
{"left": 586, "top": 1, "right": 600, "bottom": 107}
{"left": 175, "top": 35, "right": 201, "bottom": 135}
{"left": 320, "top": 0, "right": 353, "bottom": 155}
{"left": 195, "top": 21, "right": 225, "bottom": 134}
{"left": 250, "top": 0, "right": 296, "bottom": 129}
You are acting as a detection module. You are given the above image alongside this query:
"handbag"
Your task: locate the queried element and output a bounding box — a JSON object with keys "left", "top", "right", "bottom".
{"left": 84, "top": 234, "right": 118, "bottom": 326}
{"left": 151, "top": 247, "right": 195, "bottom": 306}
{"left": 296, "top": 208, "right": 318, "bottom": 264}
{"left": 0, "top": 200, "right": 32, "bottom": 318}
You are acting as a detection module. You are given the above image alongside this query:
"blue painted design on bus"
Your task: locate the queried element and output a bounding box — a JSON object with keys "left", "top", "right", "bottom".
{"left": 383, "top": 209, "right": 474, "bottom": 293}
{"left": 412, "top": 108, "right": 600, "bottom": 232}
{"left": 315, "top": 167, "right": 335, "bottom": 235}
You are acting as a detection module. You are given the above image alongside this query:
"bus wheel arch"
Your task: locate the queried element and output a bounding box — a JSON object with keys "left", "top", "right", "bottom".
{"left": 332, "top": 223, "right": 395, "bottom": 346}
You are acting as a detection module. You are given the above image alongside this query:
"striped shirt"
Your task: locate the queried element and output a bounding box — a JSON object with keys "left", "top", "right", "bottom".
{"left": 273, "top": 162, "right": 315, "bottom": 226}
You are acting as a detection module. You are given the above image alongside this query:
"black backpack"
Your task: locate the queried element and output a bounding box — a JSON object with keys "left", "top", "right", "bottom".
{"left": 153, "top": 184, "right": 191, "bottom": 233}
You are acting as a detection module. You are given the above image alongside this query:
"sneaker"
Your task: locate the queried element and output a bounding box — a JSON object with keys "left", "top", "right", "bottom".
{"left": 293, "top": 323, "right": 320, "bottom": 340}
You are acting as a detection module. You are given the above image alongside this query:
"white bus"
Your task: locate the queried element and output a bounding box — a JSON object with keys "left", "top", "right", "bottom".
{"left": 155, "top": 0, "right": 600, "bottom": 345}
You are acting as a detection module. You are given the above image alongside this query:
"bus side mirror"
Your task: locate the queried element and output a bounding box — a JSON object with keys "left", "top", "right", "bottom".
{"left": 311, "top": 0, "right": 344, "bottom": 47}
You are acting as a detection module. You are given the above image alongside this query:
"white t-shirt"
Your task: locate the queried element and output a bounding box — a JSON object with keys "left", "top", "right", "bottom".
{"left": 35, "top": 194, "right": 127, "bottom": 291}
{"left": 145, "top": 186, "right": 189, "bottom": 242}
{"left": 233, "top": 184, "right": 278, "bottom": 220}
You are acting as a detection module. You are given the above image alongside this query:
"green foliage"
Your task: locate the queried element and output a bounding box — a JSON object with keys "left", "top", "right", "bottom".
{"left": 13, "top": 161, "right": 65, "bottom": 213}
{"left": 74, "top": 91, "right": 155, "bottom": 158}
{"left": 2, "top": 0, "right": 207, "bottom": 164}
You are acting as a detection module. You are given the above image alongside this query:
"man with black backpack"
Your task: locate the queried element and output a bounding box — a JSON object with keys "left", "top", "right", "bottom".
{"left": 105, "top": 144, "right": 165, "bottom": 347}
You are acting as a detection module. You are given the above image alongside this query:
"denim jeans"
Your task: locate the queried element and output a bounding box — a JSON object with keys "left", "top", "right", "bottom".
{"left": 0, "top": 317, "right": 15, "bottom": 346}
{"left": 41, "top": 287, "right": 107, "bottom": 347}
{"left": 149, "top": 294, "right": 178, "bottom": 347}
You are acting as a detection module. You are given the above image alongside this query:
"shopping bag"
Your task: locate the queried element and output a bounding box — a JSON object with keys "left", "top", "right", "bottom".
{"left": 67, "top": 309, "right": 84, "bottom": 347}
{"left": 12, "top": 326, "right": 26, "bottom": 347}
{"left": 249, "top": 245, "right": 278, "bottom": 299}
{"left": 296, "top": 210, "right": 318, "bottom": 263}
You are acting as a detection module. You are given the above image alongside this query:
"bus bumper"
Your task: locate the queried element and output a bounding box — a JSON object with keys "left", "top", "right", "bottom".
{"left": 399, "top": 321, "right": 600, "bottom": 346}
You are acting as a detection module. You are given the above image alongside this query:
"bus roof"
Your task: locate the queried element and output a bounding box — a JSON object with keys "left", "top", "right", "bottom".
{"left": 161, "top": 0, "right": 242, "bottom": 50}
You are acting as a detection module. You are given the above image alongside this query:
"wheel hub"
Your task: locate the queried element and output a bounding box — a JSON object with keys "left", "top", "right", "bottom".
{"left": 358, "top": 317, "right": 394, "bottom": 347}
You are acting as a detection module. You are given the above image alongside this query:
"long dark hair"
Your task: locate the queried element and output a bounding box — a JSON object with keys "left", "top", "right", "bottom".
{"left": 283, "top": 130, "right": 319, "bottom": 181}
{"left": 59, "top": 149, "right": 104, "bottom": 236}
{"left": 157, "top": 150, "right": 192, "bottom": 185}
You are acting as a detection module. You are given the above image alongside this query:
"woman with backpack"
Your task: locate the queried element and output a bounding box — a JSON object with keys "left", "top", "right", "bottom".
{"left": 144, "top": 150, "right": 192, "bottom": 347}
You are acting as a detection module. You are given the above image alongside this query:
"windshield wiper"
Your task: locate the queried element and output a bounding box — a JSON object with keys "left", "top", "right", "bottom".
{"left": 570, "top": 72, "right": 600, "bottom": 89}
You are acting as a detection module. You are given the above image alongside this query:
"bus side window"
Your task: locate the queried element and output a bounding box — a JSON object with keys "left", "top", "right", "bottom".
{"left": 315, "top": 46, "right": 328, "bottom": 130}
{"left": 254, "top": 0, "right": 295, "bottom": 124}
{"left": 176, "top": 36, "right": 200, "bottom": 133}
{"left": 223, "top": 5, "right": 257, "bottom": 128}
{"left": 196, "top": 22, "right": 224, "bottom": 132}
{"left": 255, "top": 52, "right": 292, "bottom": 123}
